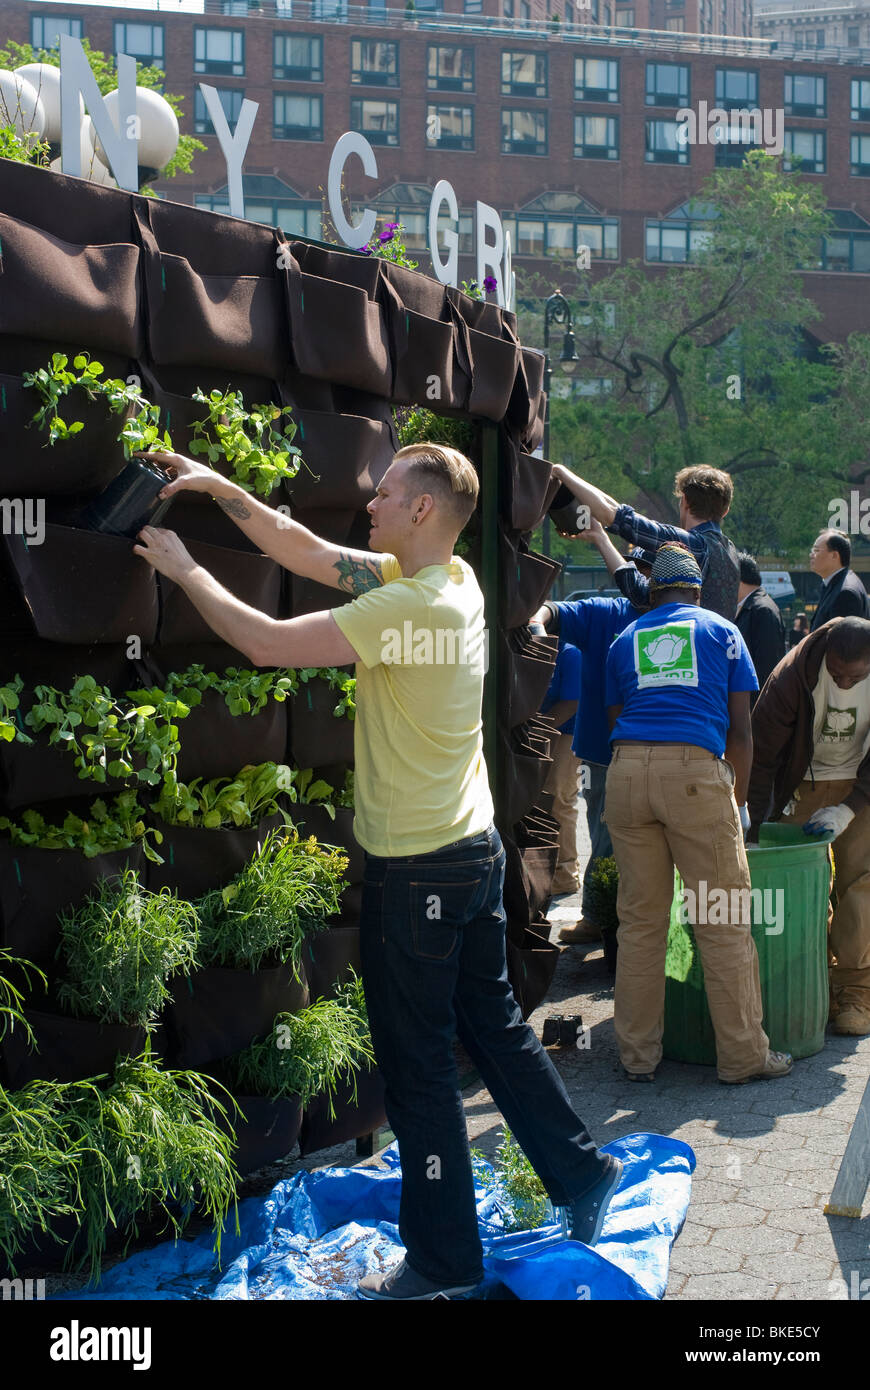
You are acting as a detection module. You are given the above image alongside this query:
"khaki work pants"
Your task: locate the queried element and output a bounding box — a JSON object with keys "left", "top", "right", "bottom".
{"left": 605, "top": 743, "right": 769, "bottom": 1081}
{"left": 781, "top": 779, "right": 870, "bottom": 1014}
{"left": 543, "top": 730, "right": 580, "bottom": 894}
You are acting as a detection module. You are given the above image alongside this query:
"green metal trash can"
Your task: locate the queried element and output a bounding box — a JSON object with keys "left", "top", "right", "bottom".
{"left": 662, "top": 822, "right": 834, "bottom": 1065}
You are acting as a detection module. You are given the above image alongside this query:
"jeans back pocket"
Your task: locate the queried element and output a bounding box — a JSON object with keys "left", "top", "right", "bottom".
{"left": 409, "top": 876, "right": 483, "bottom": 960}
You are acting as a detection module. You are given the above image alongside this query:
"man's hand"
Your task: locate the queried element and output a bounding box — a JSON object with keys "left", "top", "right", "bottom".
{"left": 578, "top": 516, "right": 606, "bottom": 544}
{"left": 132, "top": 525, "right": 199, "bottom": 584}
{"left": 803, "top": 804, "right": 855, "bottom": 839}
{"left": 135, "top": 451, "right": 232, "bottom": 500}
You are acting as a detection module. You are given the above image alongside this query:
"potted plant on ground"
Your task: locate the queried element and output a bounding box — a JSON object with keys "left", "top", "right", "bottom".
{"left": 586, "top": 855, "right": 620, "bottom": 975}
{"left": 165, "top": 828, "right": 348, "bottom": 1070}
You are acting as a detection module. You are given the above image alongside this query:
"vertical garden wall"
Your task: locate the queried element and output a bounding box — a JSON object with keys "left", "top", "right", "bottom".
{"left": 0, "top": 157, "right": 563, "bottom": 1244}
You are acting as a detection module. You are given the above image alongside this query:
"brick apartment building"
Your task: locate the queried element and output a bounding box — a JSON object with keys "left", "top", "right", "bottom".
{"left": 3, "top": 1, "right": 870, "bottom": 353}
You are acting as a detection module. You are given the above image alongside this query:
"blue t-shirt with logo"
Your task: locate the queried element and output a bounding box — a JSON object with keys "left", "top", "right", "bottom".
{"left": 604, "top": 603, "right": 758, "bottom": 756}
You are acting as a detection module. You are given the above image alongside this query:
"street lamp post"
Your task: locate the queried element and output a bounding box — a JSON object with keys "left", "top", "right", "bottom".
{"left": 542, "top": 291, "right": 578, "bottom": 557}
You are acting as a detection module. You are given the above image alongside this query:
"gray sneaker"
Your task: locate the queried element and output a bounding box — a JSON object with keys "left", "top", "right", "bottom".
{"left": 719, "top": 1050, "right": 794, "bottom": 1085}
{"left": 357, "top": 1257, "right": 482, "bottom": 1301}
{"left": 567, "top": 1156, "right": 624, "bottom": 1247}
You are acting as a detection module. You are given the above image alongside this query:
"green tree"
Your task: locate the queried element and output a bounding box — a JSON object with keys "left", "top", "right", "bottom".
{"left": 0, "top": 38, "right": 205, "bottom": 181}
{"left": 516, "top": 153, "right": 870, "bottom": 560}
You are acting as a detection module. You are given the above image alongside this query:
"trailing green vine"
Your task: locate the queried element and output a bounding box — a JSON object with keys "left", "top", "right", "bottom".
{"left": 189, "top": 388, "right": 302, "bottom": 497}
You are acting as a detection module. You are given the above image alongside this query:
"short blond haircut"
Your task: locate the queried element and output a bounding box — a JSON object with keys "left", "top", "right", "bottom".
{"left": 393, "top": 442, "right": 479, "bottom": 529}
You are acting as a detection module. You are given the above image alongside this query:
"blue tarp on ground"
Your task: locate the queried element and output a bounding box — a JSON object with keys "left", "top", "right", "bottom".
{"left": 52, "top": 1132, "right": 694, "bottom": 1301}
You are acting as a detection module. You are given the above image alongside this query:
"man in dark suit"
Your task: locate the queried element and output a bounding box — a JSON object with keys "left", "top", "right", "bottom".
{"left": 736, "top": 552, "right": 786, "bottom": 704}
{"left": 809, "top": 531, "right": 870, "bottom": 631}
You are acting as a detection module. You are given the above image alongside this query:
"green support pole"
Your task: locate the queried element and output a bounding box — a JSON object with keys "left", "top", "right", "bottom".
{"left": 480, "top": 422, "right": 500, "bottom": 824}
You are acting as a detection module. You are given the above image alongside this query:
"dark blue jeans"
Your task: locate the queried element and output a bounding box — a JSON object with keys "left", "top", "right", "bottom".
{"left": 359, "top": 822, "right": 610, "bottom": 1285}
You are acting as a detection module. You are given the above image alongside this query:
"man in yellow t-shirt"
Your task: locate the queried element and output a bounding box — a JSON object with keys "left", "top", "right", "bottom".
{"left": 134, "top": 441, "right": 621, "bottom": 1301}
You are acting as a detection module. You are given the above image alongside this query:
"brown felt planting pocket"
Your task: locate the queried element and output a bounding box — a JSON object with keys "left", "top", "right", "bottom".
{"left": 466, "top": 328, "right": 520, "bottom": 421}
{"left": 0, "top": 374, "right": 129, "bottom": 497}
{"left": 1, "top": 1010, "right": 149, "bottom": 1089}
{"left": 144, "top": 253, "right": 288, "bottom": 377}
{"left": 156, "top": 539, "right": 281, "bottom": 645}
{"left": 225, "top": 1095, "right": 304, "bottom": 1176}
{"left": 173, "top": 690, "right": 288, "bottom": 784}
{"left": 289, "top": 805, "right": 363, "bottom": 883}
{"left": 144, "top": 813, "right": 286, "bottom": 901}
{"left": 390, "top": 310, "right": 457, "bottom": 409}
{"left": 3, "top": 524, "right": 159, "bottom": 644}
{"left": 290, "top": 274, "right": 391, "bottom": 397}
{"left": 509, "top": 453, "right": 560, "bottom": 534}
{"left": 506, "top": 347, "right": 547, "bottom": 440}
{"left": 0, "top": 211, "right": 141, "bottom": 356}
{"left": 298, "top": 1067, "right": 386, "bottom": 1157}
{"left": 165, "top": 963, "right": 308, "bottom": 1071}
{"left": 303, "top": 924, "right": 361, "bottom": 1003}
{"left": 288, "top": 676, "right": 354, "bottom": 770}
{"left": 506, "top": 926, "right": 559, "bottom": 1020}
{"left": 500, "top": 536, "right": 561, "bottom": 631}
{"left": 279, "top": 408, "right": 393, "bottom": 511}
{"left": 0, "top": 841, "right": 145, "bottom": 978}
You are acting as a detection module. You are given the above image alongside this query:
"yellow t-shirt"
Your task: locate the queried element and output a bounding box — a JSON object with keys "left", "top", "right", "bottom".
{"left": 331, "top": 553, "right": 495, "bottom": 856}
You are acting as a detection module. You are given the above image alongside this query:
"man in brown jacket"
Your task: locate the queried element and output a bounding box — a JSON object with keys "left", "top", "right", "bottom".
{"left": 748, "top": 617, "right": 870, "bottom": 1034}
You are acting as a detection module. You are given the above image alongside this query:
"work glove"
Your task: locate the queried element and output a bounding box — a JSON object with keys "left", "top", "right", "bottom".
{"left": 738, "top": 804, "right": 751, "bottom": 838}
{"left": 803, "top": 804, "right": 855, "bottom": 840}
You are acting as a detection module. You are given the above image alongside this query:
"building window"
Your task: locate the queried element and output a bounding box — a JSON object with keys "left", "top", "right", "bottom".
{"left": 351, "top": 39, "right": 399, "bottom": 86}
{"left": 616, "top": 9, "right": 635, "bottom": 24}
{"left": 815, "top": 28, "right": 826, "bottom": 46}
{"left": 502, "top": 194, "right": 619, "bottom": 261}
{"left": 504, "top": 0, "right": 515, "bottom": 14}
{"left": 851, "top": 134, "right": 870, "bottom": 175}
{"left": 194, "top": 28, "right": 245, "bottom": 77}
{"left": 427, "top": 46, "right": 474, "bottom": 93}
{"left": 520, "top": 0, "right": 531, "bottom": 17}
{"left": 501, "top": 52, "right": 548, "bottom": 98}
{"left": 274, "top": 35, "right": 323, "bottom": 82}
{"left": 714, "top": 69, "right": 758, "bottom": 111}
{"left": 31, "top": 15, "right": 83, "bottom": 51}
{"left": 645, "top": 119, "right": 689, "bottom": 164}
{"left": 195, "top": 87, "right": 245, "bottom": 135}
{"left": 574, "top": 58, "right": 619, "bottom": 102}
{"left": 848, "top": 27, "right": 860, "bottom": 47}
{"left": 465, "top": 0, "right": 484, "bottom": 11}
{"left": 426, "top": 104, "right": 474, "bottom": 151}
{"left": 501, "top": 108, "right": 548, "bottom": 155}
{"left": 351, "top": 97, "right": 399, "bottom": 145}
{"left": 714, "top": 124, "right": 761, "bottom": 166}
{"left": 646, "top": 201, "right": 717, "bottom": 263}
{"left": 311, "top": 0, "right": 348, "bottom": 16}
{"left": 665, "top": 17, "right": 686, "bottom": 30}
{"left": 851, "top": 79, "right": 870, "bottom": 121}
{"left": 574, "top": 115, "right": 619, "bottom": 160}
{"left": 783, "top": 129, "right": 825, "bottom": 174}
{"left": 274, "top": 93, "right": 323, "bottom": 141}
{"left": 785, "top": 74, "right": 826, "bottom": 117}
{"left": 196, "top": 176, "right": 322, "bottom": 238}
{"left": 114, "top": 22, "right": 164, "bottom": 67}
{"left": 817, "top": 211, "right": 870, "bottom": 273}
{"left": 645, "top": 63, "right": 689, "bottom": 108}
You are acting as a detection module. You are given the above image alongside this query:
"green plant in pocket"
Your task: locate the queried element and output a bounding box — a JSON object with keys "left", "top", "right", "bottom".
{"left": 0, "top": 948, "right": 46, "bottom": 1048}
{"left": 22, "top": 353, "right": 172, "bottom": 459}
{"left": 0, "top": 791, "right": 163, "bottom": 862}
{"left": 361, "top": 219, "right": 418, "bottom": 271}
{"left": 153, "top": 664, "right": 299, "bottom": 716}
{"left": 189, "top": 388, "right": 302, "bottom": 497}
{"left": 196, "top": 828, "right": 347, "bottom": 973}
{"left": 152, "top": 761, "right": 294, "bottom": 830}
{"left": 292, "top": 766, "right": 337, "bottom": 816}
{"left": 56, "top": 870, "right": 199, "bottom": 1030}
{"left": 225, "top": 971, "right": 374, "bottom": 1117}
{"left": 337, "top": 768, "right": 355, "bottom": 810}
{"left": 0, "top": 676, "right": 31, "bottom": 745}
{"left": 0, "top": 1076, "right": 105, "bottom": 1275}
{"left": 67, "top": 1047, "right": 240, "bottom": 1281}
{"left": 24, "top": 676, "right": 188, "bottom": 788}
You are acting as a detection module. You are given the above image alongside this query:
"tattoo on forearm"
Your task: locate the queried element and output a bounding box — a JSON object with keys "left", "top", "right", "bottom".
{"left": 334, "top": 552, "right": 384, "bottom": 595}
{"left": 215, "top": 496, "right": 252, "bottom": 520}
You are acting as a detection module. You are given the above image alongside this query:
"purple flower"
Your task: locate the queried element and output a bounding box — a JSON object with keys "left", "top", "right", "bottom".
{"left": 483, "top": 275, "right": 498, "bottom": 293}
{"left": 379, "top": 224, "right": 398, "bottom": 244}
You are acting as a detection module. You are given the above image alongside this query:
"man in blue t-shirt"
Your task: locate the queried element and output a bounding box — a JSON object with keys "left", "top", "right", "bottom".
{"left": 603, "top": 542, "right": 793, "bottom": 1086}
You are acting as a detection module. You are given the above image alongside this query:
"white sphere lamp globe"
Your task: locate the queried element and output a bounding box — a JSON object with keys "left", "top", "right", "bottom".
{"left": 95, "top": 86, "right": 179, "bottom": 174}
{"left": 0, "top": 71, "right": 46, "bottom": 143}
{"left": 12, "top": 62, "right": 82, "bottom": 143}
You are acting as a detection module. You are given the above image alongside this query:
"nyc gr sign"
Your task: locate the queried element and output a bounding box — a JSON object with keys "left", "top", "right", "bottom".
{"left": 58, "top": 36, "right": 514, "bottom": 310}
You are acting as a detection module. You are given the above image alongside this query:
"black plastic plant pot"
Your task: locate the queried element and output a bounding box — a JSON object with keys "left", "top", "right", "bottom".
{"left": 548, "top": 483, "right": 590, "bottom": 538}
{"left": 0, "top": 1009, "right": 149, "bottom": 1089}
{"left": 76, "top": 456, "right": 173, "bottom": 539}
{"left": 164, "top": 962, "right": 309, "bottom": 1071}
{"left": 298, "top": 1066, "right": 386, "bottom": 1158}
{"left": 222, "top": 1094, "right": 304, "bottom": 1178}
